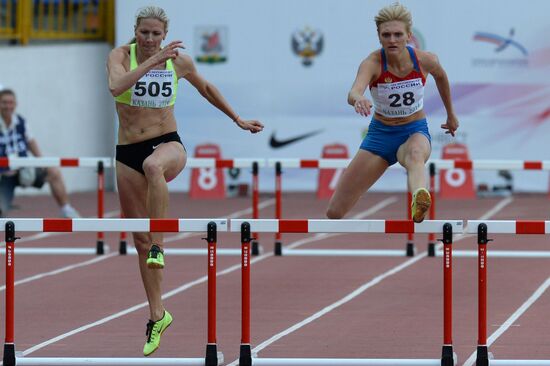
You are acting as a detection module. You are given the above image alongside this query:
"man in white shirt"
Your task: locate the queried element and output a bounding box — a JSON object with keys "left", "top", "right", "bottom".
{"left": 0, "top": 88, "right": 80, "bottom": 218}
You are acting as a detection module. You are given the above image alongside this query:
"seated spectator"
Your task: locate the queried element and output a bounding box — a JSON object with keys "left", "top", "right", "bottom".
{"left": 0, "top": 88, "right": 80, "bottom": 218}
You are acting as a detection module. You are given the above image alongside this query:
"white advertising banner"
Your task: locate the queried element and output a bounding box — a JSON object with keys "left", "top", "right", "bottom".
{"left": 115, "top": 0, "right": 550, "bottom": 192}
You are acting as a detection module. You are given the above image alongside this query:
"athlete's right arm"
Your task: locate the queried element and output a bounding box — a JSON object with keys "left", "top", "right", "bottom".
{"left": 107, "top": 41, "right": 184, "bottom": 97}
{"left": 347, "top": 53, "right": 378, "bottom": 117}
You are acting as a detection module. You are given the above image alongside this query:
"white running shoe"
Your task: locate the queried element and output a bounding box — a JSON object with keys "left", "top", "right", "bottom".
{"left": 61, "top": 205, "right": 81, "bottom": 218}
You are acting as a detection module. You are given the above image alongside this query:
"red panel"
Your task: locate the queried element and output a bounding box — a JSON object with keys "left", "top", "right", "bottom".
{"left": 516, "top": 221, "right": 545, "bottom": 234}
{"left": 385, "top": 220, "right": 414, "bottom": 233}
{"left": 279, "top": 220, "right": 308, "bottom": 233}
{"left": 317, "top": 144, "right": 349, "bottom": 199}
{"left": 60, "top": 158, "right": 79, "bottom": 167}
{"left": 0, "top": 157, "right": 9, "bottom": 167}
{"left": 216, "top": 159, "right": 234, "bottom": 168}
{"left": 150, "top": 219, "right": 179, "bottom": 232}
{"left": 190, "top": 144, "right": 225, "bottom": 199}
{"left": 454, "top": 160, "right": 473, "bottom": 170}
{"left": 524, "top": 161, "right": 542, "bottom": 170}
{"left": 440, "top": 144, "right": 475, "bottom": 199}
{"left": 43, "top": 219, "right": 73, "bottom": 232}
{"left": 301, "top": 160, "right": 319, "bottom": 168}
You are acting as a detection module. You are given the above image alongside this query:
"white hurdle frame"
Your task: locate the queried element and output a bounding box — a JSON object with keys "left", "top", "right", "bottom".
{"left": 0, "top": 157, "right": 113, "bottom": 255}
{"left": 252, "top": 359, "right": 442, "bottom": 365}
{"left": 267, "top": 158, "right": 550, "bottom": 258}
{"left": 116, "top": 158, "right": 265, "bottom": 257}
{"left": 467, "top": 220, "right": 550, "bottom": 366}
{"left": 2, "top": 218, "right": 227, "bottom": 366}
{"left": 266, "top": 159, "right": 408, "bottom": 258}
{"left": 233, "top": 219, "right": 461, "bottom": 366}
{"left": 10, "top": 359, "right": 210, "bottom": 365}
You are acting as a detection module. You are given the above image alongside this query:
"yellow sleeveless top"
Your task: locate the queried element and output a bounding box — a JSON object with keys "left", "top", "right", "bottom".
{"left": 114, "top": 43, "right": 178, "bottom": 108}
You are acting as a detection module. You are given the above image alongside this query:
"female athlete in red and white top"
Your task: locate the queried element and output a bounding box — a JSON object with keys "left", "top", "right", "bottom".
{"left": 326, "top": 3, "right": 459, "bottom": 223}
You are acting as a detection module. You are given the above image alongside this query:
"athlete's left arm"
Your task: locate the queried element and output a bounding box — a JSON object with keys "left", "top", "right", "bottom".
{"left": 420, "top": 51, "right": 459, "bottom": 136}
{"left": 173, "top": 55, "right": 264, "bottom": 133}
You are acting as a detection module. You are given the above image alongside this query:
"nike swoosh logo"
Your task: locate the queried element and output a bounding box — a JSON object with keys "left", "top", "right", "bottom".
{"left": 152, "top": 144, "right": 161, "bottom": 149}
{"left": 269, "top": 130, "right": 323, "bottom": 149}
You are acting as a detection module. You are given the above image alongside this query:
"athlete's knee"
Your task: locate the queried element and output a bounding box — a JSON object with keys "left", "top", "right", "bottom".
{"left": 142, "top": 158, "right": 164, "bottom": 180}
{"left": 326, "top": 205, "right": 344, "bottom": 220}
{"left": 406, "top": 146, "right": 427, "bottom": 165}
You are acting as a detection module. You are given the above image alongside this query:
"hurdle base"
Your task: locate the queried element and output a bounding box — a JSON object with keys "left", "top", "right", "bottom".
{"left": 252, "top": 358, "right": 443, "bottom": 365}
{"left": 119, "top": 240, "right": 127, "bottom": 255}
{"left": 12, "top": 357, "right": 206, "bottom": 365}
{"left": 3, "top": 343, "right": 15, "bottom": 366}
{"left": 476, "top": 345, "right": 489, "bottom": 366}
{"left": 252, "top": 241, "right": 260, "bottom": 256}
{"left": 2, "top": 343, "right": 15, "bottom": 366}
{"left": 274, "top": 242, "right": 282, "bottom": 256}
{"left": 239, "top": 344, "right": 252, "bottom": 366}
{"left": 96, "top": 240, "right": 104, "bottom": 255}
{"left": 205, "top": 343, "right": 220, "bottom": 366}
{"left": 406, "top": 242, "right": 415, "bottom": 257}
{"left": 428, "top": 242, "right": 436, "bottom": 257}
{"left": 441, "top": 345, "right": 455, "bottom": 366}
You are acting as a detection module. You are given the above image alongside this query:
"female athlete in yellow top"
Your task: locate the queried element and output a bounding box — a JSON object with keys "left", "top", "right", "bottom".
{"left": 107, "top": 5, "right": 263, "bottom": 356}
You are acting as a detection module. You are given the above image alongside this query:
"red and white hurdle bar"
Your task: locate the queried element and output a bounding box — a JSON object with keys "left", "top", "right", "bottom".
{"left": 468, "top": 220, "right": 550, "bottom": 366}
{"left": 267, "top": 159, "right": 420, "bottom": 257}
{"left": 267, "top": 158, "right": 550, "bottom": 258}
{"left": 266, "top": 158, "right": 550, "bottom": 170}
{"left": 434, "top": 220, "right": 550, "bottom": 259}
{"left": 2, "top": 218, "right": 226, "bottom": 366}
{"left": 428, "top": 160, "right": 550, "bottom": 258}
{"left": 233, "top": 219, "right": 460, "bottom": 366}
{"left": 0, "top": 157, "right": 113, "bottom": 255}
{"left": 116, "top": 158, "right": 264, "bottom": 257}
{"left": 3, "top": 158, "right": 262, "bottom": 257}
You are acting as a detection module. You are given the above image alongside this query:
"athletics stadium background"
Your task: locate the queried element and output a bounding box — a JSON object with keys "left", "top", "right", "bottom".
{"left": 1, "top": 0, "right": 549, "bottom": 195}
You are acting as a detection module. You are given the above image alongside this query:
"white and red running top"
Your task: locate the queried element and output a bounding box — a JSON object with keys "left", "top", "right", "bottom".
{"left": 369, "top": 46, "right": 426, "bottom": 118}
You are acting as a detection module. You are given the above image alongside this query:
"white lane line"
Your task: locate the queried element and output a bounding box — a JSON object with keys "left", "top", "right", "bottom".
{"left": 462, "top": 277, "right": 550, "bottom": 366}
{"left": 20, "top": 197, "right": 397, "bottom": 357}
{"left": 0, "top": 253, "right": 118, "bottom": 292}
{"left": 163, "top": 198, "right": 276, "bottom": 243}
{"left": 0, "top": 198, "right": 273, "bottom": 246}
{"left": 284, "top": 196, "right": 399, "bottom": 250}
{"left": 0, "top": 200, "right": 278, "bottom": 291}
{"left": 0, "top": 209, "right": 121, "bottom": 247}
{"left": 226, "top": 197, "right": 513, "bottom": 366}
{"left": 20, "top": 260, "right": 243, "bottom": 357}
{"left": 479, "top": 197, "right": 513, "bottom": 221}
{"left": 246, "top": 252, "right": 429, "bottom": 361}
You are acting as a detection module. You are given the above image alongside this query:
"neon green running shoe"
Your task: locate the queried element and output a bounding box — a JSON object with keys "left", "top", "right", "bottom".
{"left": 146, "top": 244, "right": 164, "bottom": 269}
{"left": 411, "top": 188, "right": 431, "bottom": 223}
{"left": 143, "top": 310, "right": 173, "bottom": 356}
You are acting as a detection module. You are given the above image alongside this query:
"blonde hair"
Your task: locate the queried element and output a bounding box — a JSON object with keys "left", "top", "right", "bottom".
{"left": 128, "top": 6, "right": 170, "bottom": 44}
{"left": 374, "top": 2, "right": 413, "bottom": 34}
{"left": 135, "top": 6, "right": 169, "bottom": 31}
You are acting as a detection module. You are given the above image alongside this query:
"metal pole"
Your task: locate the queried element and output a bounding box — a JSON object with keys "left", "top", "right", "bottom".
{"left": 240, "top": 222, "right": 252, "bottom": 366}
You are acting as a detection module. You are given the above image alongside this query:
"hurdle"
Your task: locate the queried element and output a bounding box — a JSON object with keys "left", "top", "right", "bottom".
{"left": 116, "top": 158, "right": 264, "bottom": 257}
{"left": 468, "top": 220, "right": 550, "bottom": 365}
{"left": 267, "top": 159, "right": 422, "bottom": 257}
{"left": 1, "top": 218, "right": 226, "bottom": 366}
{"left": 0, "top": 157, "right": 113, "bottom": 255}
{"left": 232, "top": 219, "right": 461, "bottom": 366}
{"left": 428, "top": 160, "right": 550, "bottom": 259}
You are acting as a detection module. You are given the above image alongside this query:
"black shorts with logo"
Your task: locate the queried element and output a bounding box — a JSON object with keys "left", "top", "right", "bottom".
{"left": 115, "top": 131, "right": 184, "bottom": 175}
